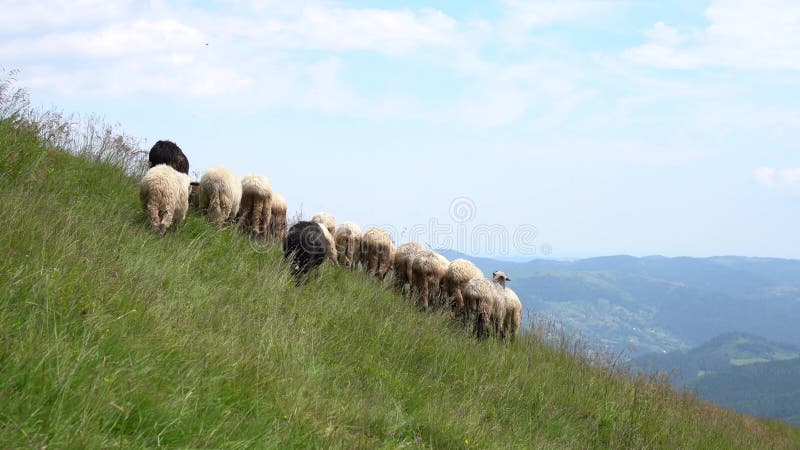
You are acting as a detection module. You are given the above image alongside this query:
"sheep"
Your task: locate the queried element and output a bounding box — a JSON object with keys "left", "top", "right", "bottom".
{"left": 359, "top": 227, "right": 395, "bottom": 279}
{"left": 139, "top": 164, "right": 191, "bottom": 236}
{"left": 269, "top": 192, "right": 288, "bottom": 242}
{"left": 392, "top": 242, "right": 425, "bottom": 291}
{"left": 463, "top": 272, "right": 509, "bottom": 339}
{"left": 334, "top": 221, "right": 362, "bottom": 269}
{"left": 284, "top": 221, "right": 330, "bottom": 284}
{"left": 189, "top": 181, "right": 201, "bottom": 209}
{"left": 311, "top": 212, "right": 336, "bottom": 237}
{"left": 501, "top": 284, "right": 523, "bottom": 340}
{"left": 199, "top": 166, "right": 241, "bottom": 226}
{"left": 317, "top": 222, "right": 338, "bottom": 264}
{"left": 443, "top": 259, "right": 484, "bottom": 322}
{"left": 409, "top": 250, "right": 450, "bottom": 310}
{"left": 148, "top": 140, "right": 189, "bottom": 174}
{"left": 238, "top": 174, "right": 273, "bottom": 238}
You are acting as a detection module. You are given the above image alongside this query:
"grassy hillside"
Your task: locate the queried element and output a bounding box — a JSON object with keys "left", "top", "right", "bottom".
{"left": 2, "top": 107, "right": 800, "bottom": 447}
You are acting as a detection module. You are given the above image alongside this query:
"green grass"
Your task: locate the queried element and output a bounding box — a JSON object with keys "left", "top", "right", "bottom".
{"left": 2, "top": 114, "right": 800, "bottom": 448}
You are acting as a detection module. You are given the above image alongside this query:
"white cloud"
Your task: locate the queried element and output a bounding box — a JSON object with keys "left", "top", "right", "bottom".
{"left": 624, "top": 0, "right": 800, "bottom": 70}
{"left": 0, "top": 0, "right": 133, "bottom": 33}
{"left": 501, "top": 0, "right": 610, "bottom": 29}
{"left": 754, "top": 167, "right": 776, "bottom": 186}
{"left": 755, "top": 167, "right": 800, "bottom": 193}
{"left": 0, "top": 20, "right": 205, "bottom": 59}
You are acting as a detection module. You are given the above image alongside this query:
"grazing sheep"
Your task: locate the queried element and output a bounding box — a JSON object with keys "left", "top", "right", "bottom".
{"left": 311, "top": 212, "right": 336, "bottom": 236}
{"left": 189, "top": 181, "right": 201, "bottom": 209}
{"left": 393, "top": 242, "right": 425, "bottom": 290}
{"left": 501, "top": 284, "right": 523, "bottom": 340}
{"left": 410, "top": 250, "right": 450, "bottom": 310}
{"left": 238, "top": 174, "right": 273, "bottom": 237}
{"left": 443, "top": 259, "right": 484, "bottom": 322}
{"left": 463, "top": 273, "right": 509, "bottom": 339}
{"left": 360, "top": 227, "right": 395, "bottom": 279}
{"left": 269, "top": 192, "right": 288, "bottom": 242}
{"left": 317, "top": 222, "right": 338, "bottom": 264}
{"left": 148, "top": 140, "right": 189, "bottom": 174}
{"left": 199, "top": 166, "right": 241, "bottom": 226}
{"left": 334, "top": 221, "right": 362, "bottom": 269}
{"left": 139, "top": 164, "right": 191, "bottom": 236}
{"left": 284, "top": 221, "right": 330, "bottom": 283}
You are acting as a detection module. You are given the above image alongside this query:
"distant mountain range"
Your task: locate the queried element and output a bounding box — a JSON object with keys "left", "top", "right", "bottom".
{"left": 632, "top": 332, "right": 800, "bottom": 425}
{"left": 438, "top": 251, "right": 800, "bottom": 357}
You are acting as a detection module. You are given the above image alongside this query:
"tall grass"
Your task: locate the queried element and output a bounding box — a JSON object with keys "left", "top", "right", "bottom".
{"left": 1, "top": 74, "right": 799, "bottom": 448}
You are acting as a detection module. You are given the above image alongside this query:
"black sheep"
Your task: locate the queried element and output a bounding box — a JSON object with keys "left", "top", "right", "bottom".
{"left": 148, "top": 140, "right": 189, "bottom": 174}
{"left": 284, "top": 221, "right": 330, "bottom": 284}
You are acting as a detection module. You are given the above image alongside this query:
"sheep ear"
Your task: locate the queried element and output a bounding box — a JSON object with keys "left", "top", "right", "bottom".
{"left": 506, "top": 277, "right": 511, "bottom": 281}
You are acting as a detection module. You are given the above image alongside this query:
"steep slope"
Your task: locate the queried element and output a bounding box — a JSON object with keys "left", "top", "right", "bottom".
{"left": 2, "top": 119, "right": 800, "bottom": 448}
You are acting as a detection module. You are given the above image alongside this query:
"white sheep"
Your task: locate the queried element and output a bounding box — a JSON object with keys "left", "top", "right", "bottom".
{"left": 463, "top": 272, "right": 509, "bottom": 339}
{"left": 311, "top": 212, "right": 336, "bottom": 236}
{"left": 239, "top": 174, "right": 272, "bottom": 237}
{"left": 317, "top": 222, "right": 338, "bottom": 264}
{"left": 199, "top": 166, "right": 241, "bottom": 226}
{"left": 269, "top": 192, "right": 288, "bottom": 242}
{"left": 139, "top": 164, "right": 191, "bottom": 236}
{"left": 409, "top": 250, "right": 450, "bottom": 310}
{"left": 501, "top": 284, "right": 523, "bottom": 340}
{"left": 360, "top": 227, "right": 395, "bottom": 279}
{"left": 334, "top": 221, "right": 362, "bottom": 269}
{"left": 443, "top": 259, "right": 484, "bottom": 322}
{"left": 393, "top": 242, "right": 425, "bottom": 291}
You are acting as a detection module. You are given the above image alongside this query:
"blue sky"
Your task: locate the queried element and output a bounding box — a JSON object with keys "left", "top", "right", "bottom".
{"left": 2, "top": 0, "right": 798, "bottom": 258}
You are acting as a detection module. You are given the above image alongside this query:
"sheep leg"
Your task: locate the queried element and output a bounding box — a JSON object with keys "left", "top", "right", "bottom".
{"left": 146, "top": 202, "right": 161, "bottom": 234}
{"left": 159, "top": 210, "right": 174, "bottom": 237}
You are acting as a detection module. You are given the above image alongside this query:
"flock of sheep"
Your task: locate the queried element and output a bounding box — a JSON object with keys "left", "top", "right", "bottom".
{"left": 139, "top": 140, "right": 523, "bottom": 340}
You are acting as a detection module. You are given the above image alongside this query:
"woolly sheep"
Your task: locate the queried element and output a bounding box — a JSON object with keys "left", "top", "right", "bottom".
{"left": 238, "top": 174, "right": 273, "bottom": 238}
{"left": 189, "top": 181, "right": 201, "bottom": 209}
{"left": 360, "top": 227, "right": 395, "bottom": 279}
{"left": 463, "top": 273, "right": 508, "bottom": 339}
{"left": 443, "top": 259, "right": 484, "bottom": 322}
{"left": 284, "top": 221, "right": 330, "bottom": 284}
{"left": 393, "top": 242, "right": 425, "bottom": 291}
{"left": 269, "top": 192, "right": 288, "bottom": 242}
{"left": 311, "top": 212, "right": 336, "bottom": 236}
{"left": 501, "top": 284, "right": 523, "bottom": 340}
{"left": 318, "top": 222, "right": 338, "bottom": 264}
{"left": 148, "top": 140, "right": 189, "bottom": 174}
{"left": 199, "top": 166, "right": 241, "bottom": 226}
{"left": 139, "top": 164, "right": 191, "bottom": 236}
{"left": 410, "top": 250, "right": 450, "bottom": 310}
{"left": 334, "top": 221, "right": 362, "bottom": 269}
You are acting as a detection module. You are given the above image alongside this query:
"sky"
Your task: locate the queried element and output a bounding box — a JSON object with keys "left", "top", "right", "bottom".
{"left": 1, "top": 0, "right": 798, "bottom": 259}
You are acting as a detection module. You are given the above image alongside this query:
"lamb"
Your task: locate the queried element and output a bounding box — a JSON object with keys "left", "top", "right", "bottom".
{"left": 463, "top": 272, "right": 509, "bottom": 339}
{"left": 311, "top": 212, "right": 336, "bottom": 236}
{"left": 199, "top": 166, "right": 241, "bottom": 226}
{"left": 238, "top": 174, "right": 273, "bottom": 238}
{"left": 443, "top": 259, "right": 484, "bottom": 322}
{"left": 409, "top": 250, "right": 450, "bottom": 310}
{"left": 334, "top": 221, "right": 362, "bottom": 269}
{"left": 139, "top": 164, "right": 191, "bottom": 236}
{"left": 148, "top": 140, "right": 189, "bottom": 174}
{"left": 269, "top": 192, "right": 288, "bottom": 242}
{"left": 284, "top": 221, "right": 330, "bottom": 284}
{"left": 359, "top": 227, "right": 395, "bottom": 279}
{"left": 392, "top": 242, "right": 425, "bottom": 291}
